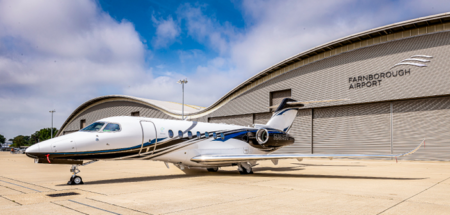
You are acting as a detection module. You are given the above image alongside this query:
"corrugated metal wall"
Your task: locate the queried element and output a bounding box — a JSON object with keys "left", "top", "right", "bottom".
{"left": 254, "top": 112, "right": 272, "bottom": 124}
{"left": 208, "top": 114, "right": 253, "bottom": 126}
{"left": 271, "top": 89, "right": 291, "bottom": 107}
{"left": 313, "top": 103, "right": 391, "bottom": 154}
{"left": 393, "top": 97, "right": 450, "bottom": 161}
{"left": 65, "top": 101, "right": 176, "bottom": 131}
{"left": 275, "top": 109, "right": 312, "bottom": 154}
{"left": 206, "top": 31, "right": 450, "bottom": 118}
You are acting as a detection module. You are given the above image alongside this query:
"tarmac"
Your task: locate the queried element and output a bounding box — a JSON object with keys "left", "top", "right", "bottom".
{"left": 0, "top": 152, "right": 449, "bottom": 215}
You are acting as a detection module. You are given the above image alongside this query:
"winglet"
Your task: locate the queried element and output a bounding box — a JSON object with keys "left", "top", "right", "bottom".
{"left": 397, "top": 138, "right": 425, "bottom": 157}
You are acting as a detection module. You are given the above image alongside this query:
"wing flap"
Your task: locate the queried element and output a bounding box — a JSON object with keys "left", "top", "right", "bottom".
{"left": 191, "top": 139, "right": 425, "bottom": 164}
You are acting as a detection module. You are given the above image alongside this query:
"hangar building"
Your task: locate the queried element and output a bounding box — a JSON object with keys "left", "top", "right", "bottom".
{"left": 58, "top": 13, "right": 450, "bottom": 161}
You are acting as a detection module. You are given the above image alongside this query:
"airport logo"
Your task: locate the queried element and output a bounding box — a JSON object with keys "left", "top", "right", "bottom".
{"left": 348, "top": 55, "right": 432, "bottom": 90}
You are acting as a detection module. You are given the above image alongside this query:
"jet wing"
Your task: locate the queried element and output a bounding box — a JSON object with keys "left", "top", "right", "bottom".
{"left": 191, "top": 139, "right": 425, "bottom": 164}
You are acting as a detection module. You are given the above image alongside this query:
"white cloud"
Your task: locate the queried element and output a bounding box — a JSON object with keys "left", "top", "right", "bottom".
{"left": 152, "top": 16, "right": 180, "bottom": 48}
{"left": 0, "top": 0, "right": 148, "bottom": 138}
{"left": 177, "top": 3, "right": 239, "bottom": 54}
{"left": 2, "top": 0, "right": 450, "bottom": 140}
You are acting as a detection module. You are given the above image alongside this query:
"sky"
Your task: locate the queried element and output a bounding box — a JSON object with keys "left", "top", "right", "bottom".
{"left": 1, "top": 0, "right": 450, "bottom": 140}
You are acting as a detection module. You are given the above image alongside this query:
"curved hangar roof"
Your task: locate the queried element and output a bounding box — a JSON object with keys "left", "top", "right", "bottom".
{"left": 57, "top": 95, "right": 205, "bottom": 135}
{"left": 59, "top": 12, "right": 450, "bottom": 133}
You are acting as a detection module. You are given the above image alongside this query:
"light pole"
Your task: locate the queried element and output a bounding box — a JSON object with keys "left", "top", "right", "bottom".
{"left": 49, "top": 110, "right": 55, "bottom": 138}
{"left": 177, "top": 79, "right": 188, "bottom": 120}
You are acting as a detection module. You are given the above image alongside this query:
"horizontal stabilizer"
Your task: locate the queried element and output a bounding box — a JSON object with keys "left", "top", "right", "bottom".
{"left": 191, "top": 139, "right": 425, "bottom": 164}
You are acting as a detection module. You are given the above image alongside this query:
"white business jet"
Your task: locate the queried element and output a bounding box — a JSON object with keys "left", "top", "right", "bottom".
{"left": 25, "top": 98, "right": 424, "bottom": 185}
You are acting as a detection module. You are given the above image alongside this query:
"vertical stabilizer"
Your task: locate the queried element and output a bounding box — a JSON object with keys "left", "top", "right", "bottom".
{"left": 266, "top": 98, "right": 301, "bottom": 132}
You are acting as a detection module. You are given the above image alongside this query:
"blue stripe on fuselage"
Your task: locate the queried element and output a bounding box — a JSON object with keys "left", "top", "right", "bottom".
{"left": 48, "top": 138, "right": 166, "bottom": 155}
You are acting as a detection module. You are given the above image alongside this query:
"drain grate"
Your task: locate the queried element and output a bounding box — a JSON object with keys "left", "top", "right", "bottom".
{"left": 47, "top": 192, "right": 80, "bottom": 197}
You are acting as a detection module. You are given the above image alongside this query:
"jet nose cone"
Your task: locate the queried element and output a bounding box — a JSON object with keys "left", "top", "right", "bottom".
{"left": 26, "top": 144, "right": 39, "bottom": 153}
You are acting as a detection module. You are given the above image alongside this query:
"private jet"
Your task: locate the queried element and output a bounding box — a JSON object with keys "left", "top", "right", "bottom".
{"left": 25, "top": 98, "right": 424, "bottom": 185}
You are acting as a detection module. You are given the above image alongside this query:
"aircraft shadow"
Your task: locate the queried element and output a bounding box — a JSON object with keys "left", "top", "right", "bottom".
{"left": 292, "top": 163, "right": 367, "bottom": 167}
{"left": 55, "top": 174, "right": 203, "bottom": 186}
{"left": 61, "top": 168, "right": 425, "bottom": 186}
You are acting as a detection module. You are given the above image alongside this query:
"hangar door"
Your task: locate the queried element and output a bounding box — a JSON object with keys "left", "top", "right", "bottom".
{"left": 393, "top": 97, "right": 450, "bottom": 161}
{"left": 313, "top": 102, "right": 391, "bottom": 155}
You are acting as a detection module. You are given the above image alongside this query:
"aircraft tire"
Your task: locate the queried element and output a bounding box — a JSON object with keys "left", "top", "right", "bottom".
{"left": 207, "top": 168, "right": 219, "bottom": 172}
{"left": 73, "top": 176, "right": 83, "bottom": 185}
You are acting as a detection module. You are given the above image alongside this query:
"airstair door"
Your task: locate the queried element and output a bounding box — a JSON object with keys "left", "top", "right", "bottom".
{"left": 140, "top": 121, "right": 157, "bottom": 155}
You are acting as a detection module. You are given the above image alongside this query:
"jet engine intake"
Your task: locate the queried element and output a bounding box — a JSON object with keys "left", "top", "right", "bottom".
{"left": 256, "top": 129, "right": 269, "bottom": 145}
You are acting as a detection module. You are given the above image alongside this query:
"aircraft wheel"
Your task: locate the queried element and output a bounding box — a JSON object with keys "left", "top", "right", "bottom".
{"left": 73, "top": 176, "right": 83, "bottom": 185}
{"left": 68, "top": 176, "right": 84, "bottom": 185}
{"left": 207, "top": 167, "right": 219, "bottom": 172}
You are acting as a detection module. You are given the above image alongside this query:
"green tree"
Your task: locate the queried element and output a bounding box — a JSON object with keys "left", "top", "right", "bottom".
{"left": 29, "top": 132, "right": 39, "bottom": 145}
{"left": 37, "top": 128, "right": 58, "bottom": 142}
{"left": 11, "top": 135, "right": 27, "bottom": 148}
{"left": 0, "top": 134, "right": 5, "bottom": 144}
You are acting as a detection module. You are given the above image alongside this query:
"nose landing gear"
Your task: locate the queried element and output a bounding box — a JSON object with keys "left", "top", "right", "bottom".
{"left": 67, "top": 165, "right": 83, "bottom": 185}
{"left": 238, "top": 162, "right": 253, "bottom": 174}
{"left": 67, "top": 160, "right": 98, "bottom": 185}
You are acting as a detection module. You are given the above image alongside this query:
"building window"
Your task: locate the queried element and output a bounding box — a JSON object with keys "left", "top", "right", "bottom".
{"left": 80, "top": 119, "right": 86, "bottom": 130}
{"left": 131, "top": 111, "right": 140, "bottom": 116}
{"left": 270, "top": 89, "right": 292, "bottom": 110}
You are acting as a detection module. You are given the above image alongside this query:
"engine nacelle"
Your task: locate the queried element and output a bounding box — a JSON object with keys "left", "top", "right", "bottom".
{"left": 247, "top": 128, "right": 295, "bottom": 149}
{"left": 256, "top": 129, "right": 269, "bottom": 145}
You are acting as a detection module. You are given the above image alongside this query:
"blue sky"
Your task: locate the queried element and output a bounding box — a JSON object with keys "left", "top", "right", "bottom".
{"left": 1, "top": 0, "right": 450, "bottom": 139}
{"left": 98, "top": 0, "right": 246, "bottom": 77}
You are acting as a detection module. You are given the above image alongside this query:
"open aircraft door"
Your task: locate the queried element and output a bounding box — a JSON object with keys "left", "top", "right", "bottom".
{"left": 139, "top": 121, "right": 157, "bottom": 155}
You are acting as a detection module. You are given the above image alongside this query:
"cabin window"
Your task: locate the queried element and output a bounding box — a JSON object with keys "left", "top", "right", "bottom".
{"left": 213, "top": 132, "right": 217, "bottom": 139}
{"left": 103, "top": 123, "right": 121, "bottom": 132}
{"left": 168, "top": 130, "right": 174, "bottom": 138}
{"left": 178, "top": 130, "right": 183, "bottom": 138}
{"left": 205, "top": 132, "right": 209, "bottom": 138}
{"left": 221, "top": 133, "right": 225, "bottom": 140}
{"left": 188, "top": 131, "right": 192, "bottom": 139}
{"left": 197, "top": 131, "right": 201, "bottom": 138}
{"left": 81, "top": 122, "right": 105, "bottom": 132}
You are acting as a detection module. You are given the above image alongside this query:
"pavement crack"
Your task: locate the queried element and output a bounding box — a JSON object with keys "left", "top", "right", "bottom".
{"left": 75, "top": 188, "right": 108, "bottom": 196}
{"left": 0, "top": 179, "right": 41, "bottom": 192}
{"left": 0, "top": 176, "right": 56, "bottom": 191}
{"left": 0, "top": 184, "right": 26, "bottom": 194}
{"left": 51, "top": 201, "right": 88, "bottom": 215}
{"left": 377, "top": 176, "right": 450, "bottom": 214}
{"left": 1, "top": 195, "right": 22, "bottom": 206}
{"left": 86, "top": 197, "right": 153, "bottom": 215}
{"left": 68, "top": 199, "right": 121, "bottom": 215}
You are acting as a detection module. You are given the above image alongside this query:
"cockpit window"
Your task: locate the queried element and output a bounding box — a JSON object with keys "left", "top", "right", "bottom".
{"left": 103, "top": 123, "right": 121, "bottom": 132}
{"left": 81, "top": 122, "right": 105, "bottom": 132}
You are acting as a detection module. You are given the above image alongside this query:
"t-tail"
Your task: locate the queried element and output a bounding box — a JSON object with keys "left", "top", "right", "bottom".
{"left": 266, "top": 98, "right": 303, "bottom": 132}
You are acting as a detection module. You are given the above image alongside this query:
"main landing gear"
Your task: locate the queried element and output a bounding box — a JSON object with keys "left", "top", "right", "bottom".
{"left": 238, "top": 162, "right": 253, "bottom": 174}
{"left": 207, "top": 167, "right": 219, "bottom": 172}
{"left": 67, "top": 160, "right": 98, "bottom": 185}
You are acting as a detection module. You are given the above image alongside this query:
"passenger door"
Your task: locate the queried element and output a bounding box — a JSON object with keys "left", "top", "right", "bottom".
{"left": 140, "top": 121, "right": 157, "bottom": 155}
